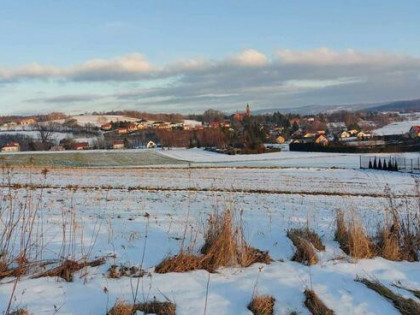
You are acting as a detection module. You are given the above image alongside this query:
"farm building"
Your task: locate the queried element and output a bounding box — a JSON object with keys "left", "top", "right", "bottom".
{"left": 1, "top": 142, "right": 20, "bottom": 152}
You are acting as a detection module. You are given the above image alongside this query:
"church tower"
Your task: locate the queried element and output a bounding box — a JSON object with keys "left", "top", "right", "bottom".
{"left": 246, "top": 104, "right": 251, "bottom": 117}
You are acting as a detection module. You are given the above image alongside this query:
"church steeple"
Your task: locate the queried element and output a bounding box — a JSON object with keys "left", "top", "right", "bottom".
{"left": 246, "top": 104, "right": 250, "bottom": 117}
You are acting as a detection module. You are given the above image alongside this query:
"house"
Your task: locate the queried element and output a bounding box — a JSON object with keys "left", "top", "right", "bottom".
{"left": 117, "top": 128, "right": 128, "bottom": 135}
{"left": 348, "top": 129, "right": 359, "bottom": 136}
{"left": 194, "top": 125, "right": 204, "bottom": 131}
{"left": 315, "top": 135, "right": 329, "bottom": 146}
{"left": 127, "top": 124, "right": 138, "bottom": 133}
{"left": 146, "top": 141, "right": 156, "bottom": 149}
{"left": 303, "top": 132, "right": 315, "bottom": 138}
{"left": 409, "top": 126, "right": 420, "bottom": 138}
{"left": 276, "top": 136, "right": 285, "bottom": 144}
{"left": 357, "top": 131, "right": 372, "bottom": 139}
{"left": 113, "top": 140, "right": 125, "bottom": 149}
{"left": 2, "top": 121, "right": 17, "bottom": 128}
{"left": 72, "top": 142, "right": 89, "bottom": 150}
{"left": 1, "top": 142, "right": 20, "bottom": 152}
{"left": 19, "top": 118, "right": 36, "bottom": 126}
{"left": 290, "top": 118, "right": 300, "bottom": 126}
{"left": 101, "top": 123, "right": 113, "bottom": 131}
{"left": 340, "top": 131, "right": 350, "bottom": 138}
{"left": 209, "top": 122, "right": 221, "bottom": 129}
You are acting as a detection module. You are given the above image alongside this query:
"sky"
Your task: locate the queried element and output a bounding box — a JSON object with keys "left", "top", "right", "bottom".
{"left": 1, "top": 0, "right": 420, "bottom": 115}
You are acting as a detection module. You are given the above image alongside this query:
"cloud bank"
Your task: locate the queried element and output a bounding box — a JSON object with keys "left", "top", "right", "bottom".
{"left": 2, "top": 48, "right": 420, "bottom": 113}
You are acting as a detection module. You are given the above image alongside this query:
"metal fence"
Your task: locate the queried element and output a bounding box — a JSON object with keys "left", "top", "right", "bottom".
{"left": 360, "top": 155, "right": 420, "bottom": 173}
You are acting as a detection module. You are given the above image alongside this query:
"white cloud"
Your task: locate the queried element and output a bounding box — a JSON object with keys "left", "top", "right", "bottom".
{"left": 3, "top": 48, "right": 420, "bottom": 113}
{"left": 276, "top": 47, "right": 417, "bottom": 67}
{"left": 228, "top": 49, "right": 268, "bottom": 67}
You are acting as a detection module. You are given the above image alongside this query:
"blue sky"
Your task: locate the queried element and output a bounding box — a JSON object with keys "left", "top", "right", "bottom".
{"left": 1, "top": 0, "right": 420, "bottom": 114}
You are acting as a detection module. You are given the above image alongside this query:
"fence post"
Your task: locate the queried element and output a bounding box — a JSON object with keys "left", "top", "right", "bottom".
{"left": 359, "top": 155, "right": 362, "bottom": 169}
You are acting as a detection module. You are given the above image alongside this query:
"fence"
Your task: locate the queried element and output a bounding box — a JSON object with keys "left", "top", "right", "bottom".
{"left": 360, "top": 155, "right": 420, "bottom": 173}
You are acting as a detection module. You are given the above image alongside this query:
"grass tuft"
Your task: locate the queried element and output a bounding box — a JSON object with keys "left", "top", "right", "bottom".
{"left": 155, "top": 209, "right": 271, "bottom": 273}
{"left": 287, "top": 228, "right": 324, "bottom": 265}
{"left": 248, "top": 295, "right": 275, "bottom": 315}
{"left": 304, "top": 289, "right": 334, "bottom": 315}
{"left": 335, "top": 210, "right": 375, "bottom": 260}
{"left": 33, "top": 257, "right": 106, "bottom": 282}
{"left": 357, "top": 278, "right": 420, "bottom": 315}
{"left": 108, "top": 299, "right": 176, "bottom": 315}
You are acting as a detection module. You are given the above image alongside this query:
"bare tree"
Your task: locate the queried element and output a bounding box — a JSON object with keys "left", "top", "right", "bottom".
{"left": 35, "top": 123, "right": 54, "bottom": 145}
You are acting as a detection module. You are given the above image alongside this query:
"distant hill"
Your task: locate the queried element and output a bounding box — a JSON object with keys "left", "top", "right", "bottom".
{"left": 367, "top": 99, "right": 420, "bottom": 113}
{"left": 256, "top": 99, "right": 420, "bottom": 115}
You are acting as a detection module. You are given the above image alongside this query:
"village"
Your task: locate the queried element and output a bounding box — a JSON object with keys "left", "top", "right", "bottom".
{"left": 1, "top": 106, "right": 420, "bottom": 155}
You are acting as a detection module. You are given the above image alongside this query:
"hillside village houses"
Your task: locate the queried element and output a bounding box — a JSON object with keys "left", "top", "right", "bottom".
{"left": 19, "top": 118, "right": 36, "bottom": 126}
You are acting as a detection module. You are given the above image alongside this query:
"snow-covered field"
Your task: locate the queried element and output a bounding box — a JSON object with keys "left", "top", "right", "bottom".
{"left": 0, "top": 150, "right": 419, "bottom": 314}
{"left": 373, "top": 112, "right": 420, "bottom": 135}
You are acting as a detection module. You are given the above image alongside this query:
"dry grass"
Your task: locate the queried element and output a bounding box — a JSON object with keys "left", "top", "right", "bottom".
{"left": 155, "top": 253, "right": 203, "bottom": 273}
{"left": 108, "top": 299, "right": 176, "bottom": 315}
{"left": 248, "top": 295, "right": 275, "bottom": 315}
{"left": 288, "top": 228, "right": 325, "bottom": 251}
{"left": 136, "top": 301, "right": 176, "bottom": 315}
{"left": 107, "top": 300, "right": 133, "bottom": 315}
{"left": 377, "top": 216, "right": 418, "bottom": 262}
{"left": 287, "top": 228, "right": 324, "bottom": 265}
{"left": 32, "top": 257, "right": 106, "bottom": 282}
{"left": 10, "top": 309, "right": 29, "bottom": 315}
{"left": 304, "top": 289, "right": 334, "bottom": 315}
{"left": 335, "top": 210, "right": 375, "bottom": 260}
{"left": 155, "top": 209, "right": 271, "bottom": 273}
{"left": 357, "top": 278, "right": 420, "bottom": 315}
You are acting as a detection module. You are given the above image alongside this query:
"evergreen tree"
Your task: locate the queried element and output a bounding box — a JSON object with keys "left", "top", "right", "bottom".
{"left": 378, "top": 159, "right": 382, "bottom": 169}
{"left": 383, "top": 159, "right": 387, "bottom": 170}
{"left": 373, "top": 157, "right": 377, "bottom": 169}
{"left": 368, "top": 160, "right": 372, "bottom": 169}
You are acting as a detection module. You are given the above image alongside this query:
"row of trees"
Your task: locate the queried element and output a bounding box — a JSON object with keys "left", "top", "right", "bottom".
{"left": 368, "top": 158, "right": 399, "bottom": 171}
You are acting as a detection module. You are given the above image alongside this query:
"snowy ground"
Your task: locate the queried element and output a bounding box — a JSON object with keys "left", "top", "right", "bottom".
{"left": 0, "top": 150, "right": 419, "bottom": 314}
{"left": 373, "top": 112, "right": 420, "bottom": 135}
